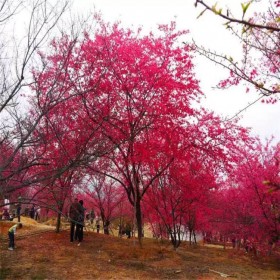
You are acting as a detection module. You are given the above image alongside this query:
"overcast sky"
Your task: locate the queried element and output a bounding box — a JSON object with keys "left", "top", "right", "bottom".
{"left": 72, "top": 0, "right": 280, "bottom": 143}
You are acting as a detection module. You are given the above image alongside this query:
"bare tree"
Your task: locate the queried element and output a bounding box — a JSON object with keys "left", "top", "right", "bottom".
{"left": 193, "top": 0, "right": 280, "bottom": 101}
{"left": 0, "top": 0, "right": 71, "bottom": 206}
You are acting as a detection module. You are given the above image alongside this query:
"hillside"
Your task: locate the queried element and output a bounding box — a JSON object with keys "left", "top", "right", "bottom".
{"left": 0, "top": 218, "right": 279, "bottom": 279}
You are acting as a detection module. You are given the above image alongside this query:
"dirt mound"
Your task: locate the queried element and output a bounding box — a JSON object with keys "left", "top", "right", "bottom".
{"left": 0, "top": 216, "right": 55, "bottom": 238}
{"left": 20, "top": 216, "right": 39, "bottom": 225}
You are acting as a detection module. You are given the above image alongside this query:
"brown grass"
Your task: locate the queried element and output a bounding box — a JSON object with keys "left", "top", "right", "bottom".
{"left": 0, "top": 218, "right": 279, "bottom": 280}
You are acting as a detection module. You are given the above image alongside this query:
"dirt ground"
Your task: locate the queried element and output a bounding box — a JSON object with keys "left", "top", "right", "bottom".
{"left": 0, "top": 218, "right": 279, "bottom": 280}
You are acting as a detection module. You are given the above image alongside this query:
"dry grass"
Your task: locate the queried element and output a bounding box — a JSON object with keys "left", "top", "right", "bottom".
{"left": 0, "top": 218, "right": 279, "bottom": 279}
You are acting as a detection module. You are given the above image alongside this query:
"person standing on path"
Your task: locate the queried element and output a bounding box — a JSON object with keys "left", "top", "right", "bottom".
{"left": 89, "top": 209, "right": 95, "bottom": 225}
{"left": 75, "top": 200, "right": 85, "bottom": 245}
{"left": 35, "top": 206, "right": 41, "bottom": 221}
{"left": 69, "top": 198, "right": 83, "bottom": 243}
{"left": 16, "top": 203, "right": 21, "bottom": 222}
{"left": 96, "top": 218, "right": 100, "bottom": 233}
{"left": 30, "top": 204, "right": 35, "bottom": 219}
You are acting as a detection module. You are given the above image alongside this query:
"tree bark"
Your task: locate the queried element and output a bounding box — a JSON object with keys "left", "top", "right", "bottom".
{"left": 56, "top": 212, "right": 61, "bottom": 233}
{"left": 135, "top": 198, "right": 143, "bottom": 246}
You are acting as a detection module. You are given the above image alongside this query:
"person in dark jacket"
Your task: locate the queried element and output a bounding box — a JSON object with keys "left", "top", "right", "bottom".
{"left": 75, "top": 200, "right": 85, "bottom": 245}
{"left": 89, "top": 209, "right": 95, "bottom": 225}
{"left": 69, "top": 198, "right": 83, "bottom": 243}
{"left": 30, "top": 204, "right": 35, "bottom": 219}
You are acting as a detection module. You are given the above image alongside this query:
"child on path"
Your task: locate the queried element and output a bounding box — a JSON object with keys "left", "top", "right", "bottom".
{"left": 8, "top": 223, "right": 22, "bottom": 250}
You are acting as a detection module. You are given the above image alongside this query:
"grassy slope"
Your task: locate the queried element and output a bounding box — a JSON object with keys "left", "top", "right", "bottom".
{"left": 0, "top": 219, "right": 279, "bottom": 279}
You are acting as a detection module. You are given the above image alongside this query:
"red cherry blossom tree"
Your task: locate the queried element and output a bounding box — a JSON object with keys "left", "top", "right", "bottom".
{"left": 33, "top": 19, "right": 202, "bottom": 244}
{"left": 32, "top": 17, "right": 257, "bottom": 246}
{"left": 144, "top": 112, "right": 252, "bottom": 249}
{"left": 208, "top": 139, "right": 280, "bottom": 254}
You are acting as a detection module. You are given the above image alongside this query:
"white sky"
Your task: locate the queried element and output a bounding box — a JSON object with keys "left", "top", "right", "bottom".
{"left": 72, "top": 0, "right": 280, "bottom": 143}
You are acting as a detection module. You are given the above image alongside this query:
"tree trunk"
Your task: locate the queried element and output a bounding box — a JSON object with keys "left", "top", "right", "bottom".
{"left": 56, "top": 203, "right": 64, "bottom": 233}
{"left": 104, "top": 220, "right": 110, "bottom": 235}
{"left": 56, "top": 212, "right": 61, "bottom": 233}
{"left": 135, "top": 198, "right": 143, "bottom": 246}
{"left": 170, "top": 231, "right": 180, "bottom": 249}
{"left": 193, "top": 231, "right": 197, "bottom": 244}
